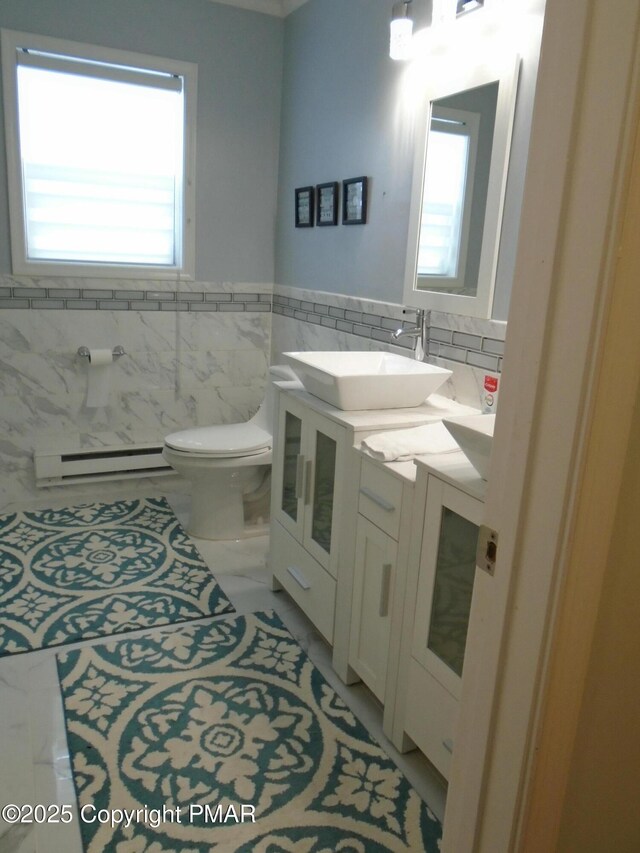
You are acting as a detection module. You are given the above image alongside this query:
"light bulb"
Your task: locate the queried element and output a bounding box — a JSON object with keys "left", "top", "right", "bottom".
{"left": 390, "top": 17, "right": 413, "bottom": 60}
{"left": 390, "top": 2, "right": 413, "bottom": 61}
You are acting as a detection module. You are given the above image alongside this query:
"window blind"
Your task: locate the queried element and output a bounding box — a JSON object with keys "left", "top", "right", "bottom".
{"left": 15, "top": 49, "right": 185, "bottom": 267}
{"left": 417, "top": 130, "right": 470, "bottom": 278}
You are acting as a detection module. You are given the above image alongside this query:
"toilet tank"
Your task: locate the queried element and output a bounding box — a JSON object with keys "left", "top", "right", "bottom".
{"left": 249, "top": 364, "right": 298, "bottom": 433}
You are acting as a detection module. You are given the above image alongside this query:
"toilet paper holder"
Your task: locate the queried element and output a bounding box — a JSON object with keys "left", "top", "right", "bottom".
{"left": 77, "top": 345, "right": 126, "bottom": 360}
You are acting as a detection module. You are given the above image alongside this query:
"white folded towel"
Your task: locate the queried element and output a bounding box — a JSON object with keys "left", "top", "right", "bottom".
{"left": 361, "top": 421, "right": 460, "bottom": 462}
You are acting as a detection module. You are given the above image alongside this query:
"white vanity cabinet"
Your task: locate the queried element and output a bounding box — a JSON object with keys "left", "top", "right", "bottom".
{"left": 270, "top": 380, "right": 490, "bottom": 783}
{"left": 269, "top": 383, "right": 478, "bottom": 663}
{"left": 270, "top": 393, "right": 347, "bottom": 642}
{"left": 392, "top": 457, "right": 486, "bottom": 780}
{"left": 349, "top": 459, "right": 415, "bottom": 703}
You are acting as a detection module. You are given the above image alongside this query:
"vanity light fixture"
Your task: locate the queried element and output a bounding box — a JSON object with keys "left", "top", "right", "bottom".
{"left": 431, "top": 0, "right": 485, "bottom": 28}
{"left": 390, "top": 0, "right": 413, "bottom": 61}
{"left": 456, "top": 0, "right": 485, "bottom": 16}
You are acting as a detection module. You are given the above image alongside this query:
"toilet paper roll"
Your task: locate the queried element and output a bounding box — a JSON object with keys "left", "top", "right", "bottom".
{"left": 85, "top": 348, "right": 113, "bottom": 408}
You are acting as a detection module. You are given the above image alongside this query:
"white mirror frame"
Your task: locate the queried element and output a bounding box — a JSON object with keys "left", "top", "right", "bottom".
{"left": 403, "top": 52, "right": 520, "bottom": 319}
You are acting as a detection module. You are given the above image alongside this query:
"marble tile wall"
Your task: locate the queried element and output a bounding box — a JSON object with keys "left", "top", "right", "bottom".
{"left": 426, "top": 309, "right": 506, "bottom": 412}
{"left": 1, "top": 277, "right": 506, "bottom": 511}
{"left": 0, "top": 276, "right": 273, "bottom": 512}
{"left": 271, "top": 284, "right": 506, "bottom": 410}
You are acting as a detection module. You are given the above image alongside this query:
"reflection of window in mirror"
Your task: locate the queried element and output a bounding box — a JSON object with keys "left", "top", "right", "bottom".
{"left": 418, "top": 107, "right": 479, "bottom": 289}
{"left": 403, "top": 53, "right": 519, "bottom": 319}
{"left": 417, "top": 82, "right": 498, "bottom": 298}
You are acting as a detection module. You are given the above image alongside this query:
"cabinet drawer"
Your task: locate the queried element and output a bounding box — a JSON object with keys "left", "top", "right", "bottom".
{"left": 271, "top": 521, "right": 336, "bottom": 643}
{"left": 404, "top": 656, "right": 458, "bottom": 780}
{"left": 358, "top": 459, "right": 404, "bottom": 539}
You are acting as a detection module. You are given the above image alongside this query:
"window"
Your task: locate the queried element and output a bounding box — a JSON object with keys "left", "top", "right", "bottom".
{"left": 418, "top": 128, "right": 471, "bottom": 278}
{"left": 1, "top": 30, "right": 196, "bottom": 278}
{"left": 417, "top": 106, "right": 480, "bottom": 291}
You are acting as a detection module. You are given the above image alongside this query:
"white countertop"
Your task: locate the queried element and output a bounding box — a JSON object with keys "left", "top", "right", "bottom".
{"left": 414, "top": 453, "right": 487, "bottom": 500}
{"left": 357, "top": 445, "right": 487, "bottom": 498}
{"left": 276, "top": 379, "right": 487, "bottom": 496}
{"left": 276, "top": 381, "right": 478, "bottom": 432}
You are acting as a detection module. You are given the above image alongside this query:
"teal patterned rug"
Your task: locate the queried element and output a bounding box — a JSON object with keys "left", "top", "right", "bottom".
{"left": 0, "top": 497, "right": 233, "bottom": 657}
{"left": 57, "top": 610, "right": 442, "bottom": 852}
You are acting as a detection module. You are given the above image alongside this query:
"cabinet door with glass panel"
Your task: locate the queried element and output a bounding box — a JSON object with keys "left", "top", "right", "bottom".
{"left": 412, "top": 477, "right": 483, "bottom": 701}
{"left": 272, "top": 394, "right": 346, "bottom": 575}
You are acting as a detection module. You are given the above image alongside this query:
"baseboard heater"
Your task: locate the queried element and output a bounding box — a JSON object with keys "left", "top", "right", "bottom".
{"left": 34, "top": 443, "right": 175, "bottom": 487}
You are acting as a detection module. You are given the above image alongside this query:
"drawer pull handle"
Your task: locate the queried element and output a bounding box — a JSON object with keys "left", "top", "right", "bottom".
{"left": 359, "top": 486, "right": 396, "bottom": 513}
{"left": 379, "top": 562, "right": 392, "bottom": 617}
{"left": 287, "top": 566, "right": 311, "bottom": 590}
{"left": 442, "top": 738, "right": 454, "bottom": 754}
{"left": 295, "top": 455, "right": 304, "bottom": 500}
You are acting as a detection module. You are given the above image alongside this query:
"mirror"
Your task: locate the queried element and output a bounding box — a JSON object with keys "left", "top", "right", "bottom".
{"left": 403, "top": 54, "right": 520, "bottom": 318}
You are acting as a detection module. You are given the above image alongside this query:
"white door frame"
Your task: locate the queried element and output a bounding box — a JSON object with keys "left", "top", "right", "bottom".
{"left": 442, "top": 1, "right": 640, "bottom": 850}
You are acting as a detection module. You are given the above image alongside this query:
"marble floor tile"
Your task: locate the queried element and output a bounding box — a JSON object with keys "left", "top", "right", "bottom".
{"left": 0, "top": 498, "right": 446, "bottom": 853}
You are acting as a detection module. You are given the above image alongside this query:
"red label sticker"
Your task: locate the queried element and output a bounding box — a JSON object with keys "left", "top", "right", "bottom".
{"left": 484, "top": 375, "right": 498, "bottom": 393}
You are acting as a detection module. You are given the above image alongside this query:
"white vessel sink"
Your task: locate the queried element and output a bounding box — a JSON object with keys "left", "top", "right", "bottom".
{"left": 442, "top": 413, "right": 495, "bottom": 480}
{"left": 283, "top": 351, "right": 452, "bottom": 411}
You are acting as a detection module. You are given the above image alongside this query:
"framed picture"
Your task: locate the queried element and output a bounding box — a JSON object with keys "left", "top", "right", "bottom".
{"left": 295, "top": 186, "right": 315, "bottom": 227}
{"left": 342, "top": 176, "right": 368, "bottom": 225}
{"left": 316, "top": 181, "right": 339, "bottom": 226}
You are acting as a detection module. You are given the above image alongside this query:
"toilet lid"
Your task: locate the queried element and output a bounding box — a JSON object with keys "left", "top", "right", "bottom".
{"left": 164, "top": 423, "right": 271, "bottom": 457}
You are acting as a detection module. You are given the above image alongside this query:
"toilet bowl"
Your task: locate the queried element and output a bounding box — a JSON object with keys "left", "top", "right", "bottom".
{"left": 163, "top": 364, "right": 296, "bottom": 540}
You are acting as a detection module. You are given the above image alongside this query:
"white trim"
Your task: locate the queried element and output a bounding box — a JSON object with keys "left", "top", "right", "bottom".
{"left": 518, "top": 99, "right": 640, "bottom": 851}
{"left": 16, "top": 51, "right": 183, "bottom": 91}
{"left": 204, "top": 0, "right": 308, "bottom": 17}
{"left": 441, "top": 1, "right": 640, "bottom": 850}
{"left": 1, "top": 29, "right": 197, "bottom": 280}
{"left": 281, "top": 0, "right": 309, "bottom": 15}
{"left": 403, "top": 42, "right": 519, "bottom": 319}
{"left": 416, "top": 106, "right": 480, "bottom": 291}
{"left": 1, "top": 29, "right": 195, "bottom": 82}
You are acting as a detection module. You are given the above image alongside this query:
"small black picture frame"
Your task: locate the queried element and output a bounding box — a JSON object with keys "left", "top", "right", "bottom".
{"left": 295, "top": 186, "right": 315, "bottom": 227}
{"left": 342, "top": 176, "right": 368, "bottom": 225}
{"left": 316, "top": 181, "right": 339, "bottom": 226}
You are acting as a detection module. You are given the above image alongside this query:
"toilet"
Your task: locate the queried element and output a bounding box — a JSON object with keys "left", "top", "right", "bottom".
{"left": 163, "top": 364, "right": 295, "bottom": 540}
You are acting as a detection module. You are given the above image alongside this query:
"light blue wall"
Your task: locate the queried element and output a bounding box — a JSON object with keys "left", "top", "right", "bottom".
{"left": 275, "top": 0, "right": 545, "bottom": 320}
{"left": 275, "top": 0, "right": 426, "bottom": 304}
{"left": 0, "top": 0, "right": 283, "bottom": 281}
{"left": 0, "top": 0, "right": 543, "bottom": 317}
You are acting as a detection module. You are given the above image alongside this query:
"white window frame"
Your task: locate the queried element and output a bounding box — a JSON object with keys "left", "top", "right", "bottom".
{"left": 1, "top": 29, "right": 197, "bottom": 279}
{"left": 417, "top": 105, "right": 480, "bottom": 292}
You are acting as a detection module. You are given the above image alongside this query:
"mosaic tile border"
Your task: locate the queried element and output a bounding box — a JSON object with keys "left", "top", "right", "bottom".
{"left": 272, "top": 294, "right": 416, "bottom": 350}
{"left": 428, "top": 326, "right": 503, "bottom": 374}
{"left": 0, "top": 287, "right": 272, "bottom": 313}
{"left": 273, "top": 294, "right": 505, "bottom": 373}
{"left": 0, "top": 282, "right": 503, "bottom": 372}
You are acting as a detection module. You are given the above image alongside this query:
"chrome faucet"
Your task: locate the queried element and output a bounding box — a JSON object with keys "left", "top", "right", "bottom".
{"left": 392, "top": 309, "right": 429, "bottom": 361}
